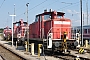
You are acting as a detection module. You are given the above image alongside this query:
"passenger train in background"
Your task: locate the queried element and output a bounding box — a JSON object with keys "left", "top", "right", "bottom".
{"left": 13, "top": 9, "right": 78, "bottom": 53}
{"left": 72, "top": 25, "right": 90, "bottom": 44}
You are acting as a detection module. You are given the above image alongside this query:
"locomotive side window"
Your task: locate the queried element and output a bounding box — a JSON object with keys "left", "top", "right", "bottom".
{"left": 35, "top": 16, "right": 39, "bottom": 22}
{"left": 40, "top": 16, "right": 42, "bottom": 22}
{"left": 16, "top": 23, "right": 20, "bottom": 26}
{"left": 57, "top": 15, "right": 62, "bottom": 18}
{"left": 44, "top": 14, "right": 51, "bottom": 20}
{"left": 23, "top": 22, "right": 27, "bottom": 26}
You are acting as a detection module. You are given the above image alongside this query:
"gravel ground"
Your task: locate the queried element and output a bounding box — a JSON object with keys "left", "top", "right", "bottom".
{"left": 0, "top": 36, "right": 62, "bottom": 60}
{"left": 0, "top": 45, "right": 23, "bottom": 60}
{"left": 0, "top": 35, "right": 76, "bottom": 60}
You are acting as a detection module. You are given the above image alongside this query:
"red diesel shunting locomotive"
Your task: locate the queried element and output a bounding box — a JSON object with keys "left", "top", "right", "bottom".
{"left": 29, "top": 9, "right": 76, "bottom": 52}
{"left": 3, "top": 26, "right": 12, "bottom": 40}
{"left": 13, "top": 19, "right": 27, "bottom": 45}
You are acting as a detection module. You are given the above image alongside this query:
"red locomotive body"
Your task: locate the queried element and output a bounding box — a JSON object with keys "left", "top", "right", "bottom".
{"left": 3, "top": 26, "right": 12, "bottom": 40}
{"left": 44, "top": 17, "right": 71, "bottom": 39}
{"left": 29, "top": 10, "right": 76, "bottom": 51}
{"left": 29, "top": 10, "right": 72, "bottom": 40}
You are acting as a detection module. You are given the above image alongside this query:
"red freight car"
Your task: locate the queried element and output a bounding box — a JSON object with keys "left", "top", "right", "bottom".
{"left": 3, "top": 26, "right": 12, "bottom": 40}
{"left": 29, "top": 9, "right": 77, "bottom": 53}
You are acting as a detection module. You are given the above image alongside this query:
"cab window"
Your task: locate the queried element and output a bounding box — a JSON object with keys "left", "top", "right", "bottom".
{"left": 44, "top": 14, "right": 51, "bottom": 20}
{"left": 35, "top": 16, "right": 39, "bottom": 22}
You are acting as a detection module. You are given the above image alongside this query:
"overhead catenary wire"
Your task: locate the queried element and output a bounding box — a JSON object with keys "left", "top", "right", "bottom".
{"left": 28, "top": 0, "right": 60, "bottom": 14}
{"left": 15, "top": 4, "right": 25, "bottom": 12}
{"left": 28, "top": 0, "right": 48, "bottom": 11}
{"left": 57, "top": 2, "right": 79, "bottom": 11}
{"left": 0, "top": 0, "right": 5, "bottom": 9}
{"left": 14, "top": 0, "right": 32, "bottom": 21}
{"left": 16, "top": 0, "right": 48, "bottom": 18}
{"left": 17, "top": 1, "right": 79, "bottom": 19}
{"left": 15, "top": 0, "right": 32, "bottom": 12}
{"left": 41, "top": 0, "right": 60, "bottom": 9}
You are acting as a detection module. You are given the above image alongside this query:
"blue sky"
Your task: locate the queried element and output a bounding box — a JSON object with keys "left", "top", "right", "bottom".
{"left": 0, "top": 0, "right": 90, "bottom": 28}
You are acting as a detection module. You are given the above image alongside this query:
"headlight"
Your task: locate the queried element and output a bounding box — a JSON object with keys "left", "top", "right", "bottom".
{"left": 3, "top": 34, "right": 5, "bottom": 37}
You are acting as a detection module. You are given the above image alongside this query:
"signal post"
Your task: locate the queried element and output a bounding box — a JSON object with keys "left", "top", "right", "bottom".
{"left": 9, "top": 15, "right": 16, "bottom": 47}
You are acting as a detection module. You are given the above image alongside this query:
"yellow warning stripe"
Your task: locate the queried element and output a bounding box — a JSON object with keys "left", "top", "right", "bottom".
{"left": 79, "top": 48, "right": 84, "bottom": 54}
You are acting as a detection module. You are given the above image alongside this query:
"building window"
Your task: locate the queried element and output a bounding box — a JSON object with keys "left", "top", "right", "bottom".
{"left": 88, "top": 29, "right": 90, "bottom": 33}
{"left": 84, "top": 29, "right": 87, "bottom": 34}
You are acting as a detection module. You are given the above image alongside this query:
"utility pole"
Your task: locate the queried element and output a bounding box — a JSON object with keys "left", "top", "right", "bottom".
{"left": 26, "top": 3, "right": 29, "bottom": 23}
{"left": 26, "top": 3, "right": 29, "bottom": 52}
{"left": 9, "top": 15, "right": 16, "bottom": 47}
{"left": 14, "top": 4, "right": 15, "bottom": 22}
{"left": 83, "top": 14, "right": 84, "bottom": 25}
{"left": 86, "top": 0, "right": 88, "bottom": 25}
{"left": 80, "top": 0, "right": 83, "bottom": 46}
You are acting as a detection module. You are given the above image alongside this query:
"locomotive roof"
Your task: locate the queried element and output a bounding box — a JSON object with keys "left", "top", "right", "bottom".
{"left": 4, "top": 27, "right": 11, "bottom": 29}
{"left": 4, "top": 26, "right": 11, "bottom": 29}
{"left": 36, "top": 11, "right": 65, "bottom": 17}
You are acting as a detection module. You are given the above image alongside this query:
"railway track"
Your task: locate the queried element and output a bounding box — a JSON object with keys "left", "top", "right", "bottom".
{"left": 54, "top": 53, "right": 90, "bottom": 60}
{"left": 72, "top": 47, "right": 90, "bottom": 53}
{"left": 44, "top": 50, "right": 75, "bottom": 60}
{"left": 0, "top": 45, "right": 25, "bottom": 60}
{"left": 54, "top": 54, "right": 75, "bottom": 60}
{"left": 44, "top": 49, "right": 90, "bottom": 60}
{"left": 0, "top": 54, "right": 5, "bottom": 60}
